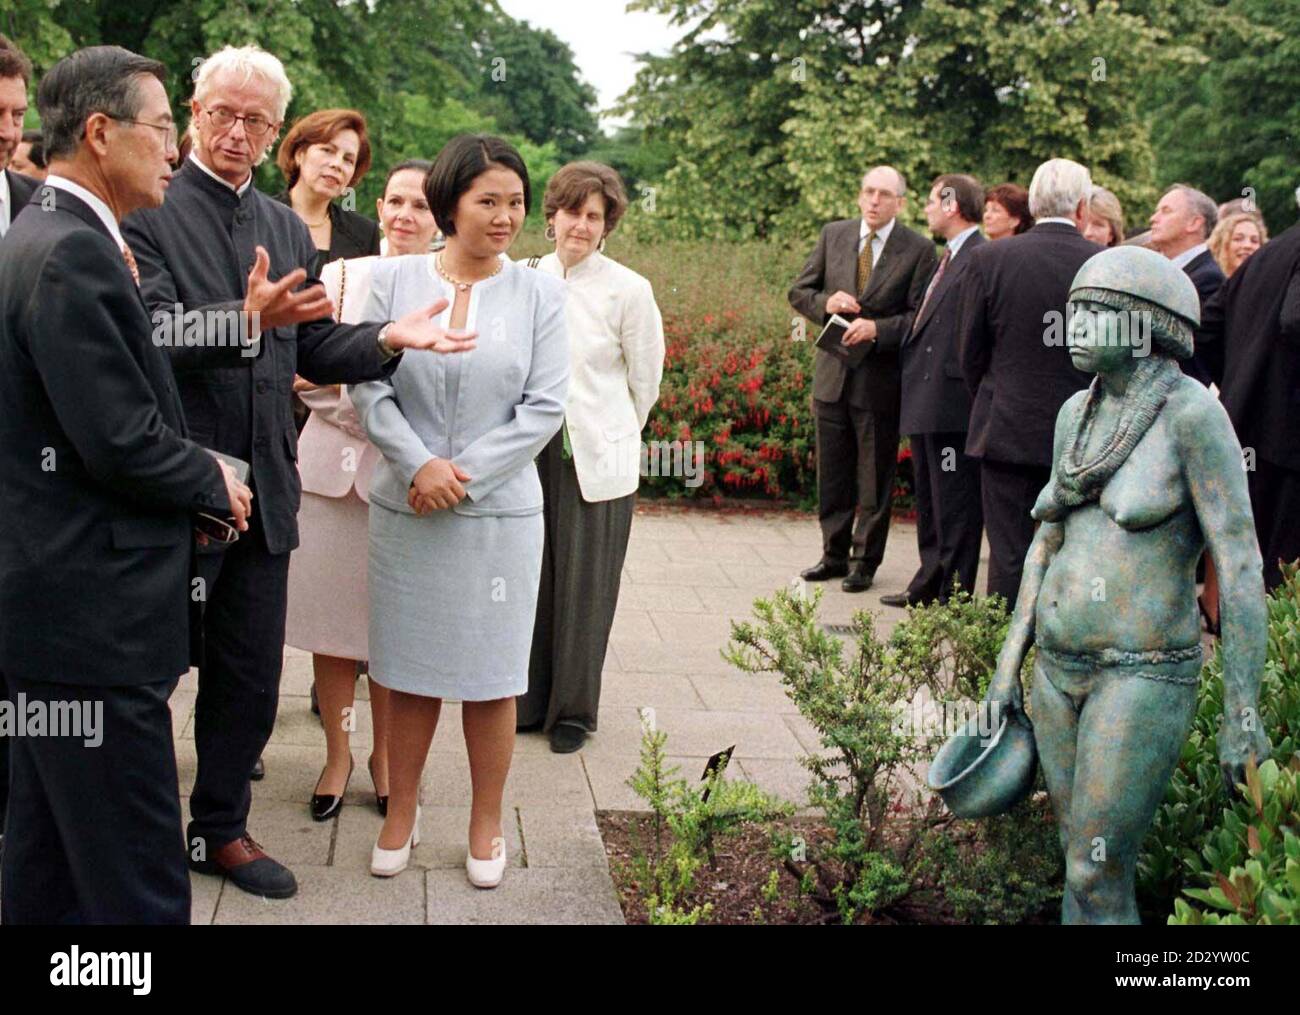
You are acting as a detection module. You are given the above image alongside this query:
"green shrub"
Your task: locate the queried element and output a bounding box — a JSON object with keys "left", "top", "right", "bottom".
{"left": 725, "top": 584, "right": 1058, "bottom": 923}
{"left": 623, "top": 722, "right": 792, "bottom": 924}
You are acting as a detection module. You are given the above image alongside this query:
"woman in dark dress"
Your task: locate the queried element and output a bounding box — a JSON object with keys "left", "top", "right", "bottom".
{"left": 276, "top": 108, "right": 382, "bottom": 430}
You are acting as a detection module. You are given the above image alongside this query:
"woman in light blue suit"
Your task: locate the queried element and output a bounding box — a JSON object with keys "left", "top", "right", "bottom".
{"left": 350, "top": 136, "right": 568, "bottom": 887}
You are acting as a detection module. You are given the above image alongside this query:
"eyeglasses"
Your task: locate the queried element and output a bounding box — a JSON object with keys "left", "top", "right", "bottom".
{"left": 202, "top": 107, "right": 276, "bottom": 138}
{"left": 110, "top": 116, "right": 178, "bottom": 149}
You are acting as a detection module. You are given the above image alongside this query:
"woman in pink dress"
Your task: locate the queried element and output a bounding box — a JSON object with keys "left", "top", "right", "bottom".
{"left": 285, "top": 159, "right": 437, "bottom": 820}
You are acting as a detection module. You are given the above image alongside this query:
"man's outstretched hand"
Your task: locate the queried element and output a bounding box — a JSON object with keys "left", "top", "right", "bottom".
{"left": 244, "top": 245, "right": 334, "bottom": 333}
{"left": 383, "top": 298, "right": 477, "bottom": 354}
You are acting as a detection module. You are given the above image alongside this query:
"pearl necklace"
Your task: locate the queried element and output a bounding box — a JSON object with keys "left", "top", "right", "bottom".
{"left": 435, "top": 253, "right": 502, "bottom": 292}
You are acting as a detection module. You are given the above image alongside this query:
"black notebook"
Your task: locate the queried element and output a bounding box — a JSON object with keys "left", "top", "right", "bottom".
{"left": 815, "top": 313, "right": 872, "bottom": 369}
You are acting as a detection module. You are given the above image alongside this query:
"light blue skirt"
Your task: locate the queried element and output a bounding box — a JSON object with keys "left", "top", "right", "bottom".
{"left": 367, "top": 503, "right": 543, "bottom": 700}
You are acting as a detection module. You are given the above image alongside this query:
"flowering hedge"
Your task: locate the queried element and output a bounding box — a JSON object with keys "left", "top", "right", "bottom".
{"left": 517, "top": 232, "right": 916, "bottom": 511}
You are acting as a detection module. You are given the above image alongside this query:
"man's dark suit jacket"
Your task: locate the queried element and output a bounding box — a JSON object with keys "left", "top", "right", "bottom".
{"left": 789, "top": 218, "right": 939, "bottom": 415}
{"left": 900, "top": 231, "right": 986, "bottom": 435}
{"left": 1201, "top": 221, "right": 1300, "bottom": 471}
{"left": 1181, "top": 248, "right": 1226, "bottom": 386}
{"left": 958, "top": 221, "right": 1101, "bottom": 467}
{"left": 0, "top": 188, "right": 229, "bottom": 686}
{"left": 123, "top": 160, "right": 397, "bottom": 556}
{"left": 4, "top": 168, "right": 38, "bottom": 230}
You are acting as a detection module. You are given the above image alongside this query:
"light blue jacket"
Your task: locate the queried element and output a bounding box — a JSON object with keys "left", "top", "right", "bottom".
{"left": 349, "top": 255, "right": 568, "bottom": 516}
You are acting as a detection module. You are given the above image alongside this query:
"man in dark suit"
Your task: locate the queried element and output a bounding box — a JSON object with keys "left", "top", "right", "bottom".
{"left": 123, "top": 44, "right": 469, "bottom": 899}
{"left": 790, "top": 166, "right": 938, "bottom": 592}
{"left": 0, "top": 35, "right": 38, "bottom": 241}
{"left": 882, "top": 174, "right": 986, "bottom": 608}
{"left": 1149, "top": 184, "right": 1225, "bottom": 385}
{"left": 958, "top": 158, "right": 1102, "bottom": 608}
{"left": 0, "top": 34, "right": 42, "bottom": 855}
{"left": 0, "top": 46, "right": 254, "bottom": 923}
{"left": 1200, "top": 220, "right": 1300, "bottom": 591}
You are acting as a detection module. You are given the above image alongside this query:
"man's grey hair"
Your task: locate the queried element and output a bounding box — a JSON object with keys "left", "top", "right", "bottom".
{"left": 862, "top": 165, "right": 906, "bottom": 197}
{"left": 37, "top": 46, "right": 167, "bottom": 163}
{"left": 1163, "top": 184, "right": 1218, "bottom": 239}
{"left": 188, "top": 45, "right": 292, "bottom": 155}
{"left": 1028, "top": 158, "right": 1092, "bottom": 219}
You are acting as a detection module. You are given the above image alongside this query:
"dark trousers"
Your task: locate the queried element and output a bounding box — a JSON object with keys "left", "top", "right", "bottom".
{"left": 905, "top": 432, "right": 984, "bottom": 603}
{"left": 189, "top": 513, "right": 290, "bottom": 852}
{"left": 1248, "top": 458, "right": 1300, "bottom": 591}
{"left": 814, "top": 397, "right": 899, "bottom": 572}
{"left": 0, "top": 673, "right": 189, "bottom": 924}
{"left": 520, "top": 431, "right": 636, "bottom": 733}
{"left": 981, "top": 458, "right": 1051, "bottom": 609}
{"left": 0, "top": 669, "right": 8, "bottom": 834}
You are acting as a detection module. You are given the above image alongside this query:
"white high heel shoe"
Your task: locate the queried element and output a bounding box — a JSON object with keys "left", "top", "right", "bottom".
{"left": 370, "top": 805, "right": 421, "bottom": 877}
{"left": 466, "top": 837, "right": 507, "bottom": 889}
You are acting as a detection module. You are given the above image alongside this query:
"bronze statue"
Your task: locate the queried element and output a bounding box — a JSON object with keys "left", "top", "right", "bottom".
{"left": 932, "top": 246, "right": 1270, "bottom": 924}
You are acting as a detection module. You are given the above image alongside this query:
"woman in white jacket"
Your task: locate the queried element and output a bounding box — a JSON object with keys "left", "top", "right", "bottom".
{"left": 517, "top": 162, "right": 666, "bottom": 753}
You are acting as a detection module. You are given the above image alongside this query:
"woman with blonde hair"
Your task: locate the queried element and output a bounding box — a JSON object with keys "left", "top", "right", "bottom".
{"left": 1083, "top": 186, "right": 1124, "bottom": 247}
{"left": 1209, "top": 211, "right": 1267, "bottom": 277}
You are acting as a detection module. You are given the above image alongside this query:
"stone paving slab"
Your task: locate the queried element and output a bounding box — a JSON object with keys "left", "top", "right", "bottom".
{"left": 425, "top": 866, "right": 624, "bottom": 925}
{"left": 214, "top": 866, "right": 427, "bottom": 925}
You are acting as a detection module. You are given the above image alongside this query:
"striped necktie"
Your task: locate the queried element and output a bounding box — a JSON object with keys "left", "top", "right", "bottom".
{"left": 121, "top": 243, "right": 140, "bottom": 286}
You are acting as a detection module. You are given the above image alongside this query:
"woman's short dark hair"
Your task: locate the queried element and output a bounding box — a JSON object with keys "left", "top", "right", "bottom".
{"left": 276, "top": 108, "right": 372, "bottom": 190}
{"left": 425, "top": 134, "right": 530, "bottom": 237}
{"left": 382, "top": 158, "right": 433, "bottom": 197}
{"left": 543, "top": 161, "right": 630, "bottom": 236}
{"left": 20, "top": 129, "right": 45, "bottom": 168}
{"left": 37, "top": 46, "right": 167, "bottom": 163}
{"left": 985, "top": 182, "right": 1034, "bottom": 234}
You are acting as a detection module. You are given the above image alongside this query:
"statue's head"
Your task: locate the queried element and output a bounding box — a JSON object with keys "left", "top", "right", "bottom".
{"left": 1065, "top": 246, "right": 1199, "bottom": 374}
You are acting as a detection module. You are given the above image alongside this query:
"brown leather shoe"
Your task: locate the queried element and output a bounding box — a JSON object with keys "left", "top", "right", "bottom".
{"left": 189, "top": 833, "right": 298, "bottom": 899}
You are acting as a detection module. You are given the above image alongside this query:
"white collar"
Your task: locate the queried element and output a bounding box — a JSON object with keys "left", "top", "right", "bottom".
{"left": 946, "top": 224, "right": 980, "bottom": 258}
{"left": 43, "top": 174, "right": 125, "bottom": 249}
{"left": 1034, "top": 217, "right": 1077, "bottom": 229}
{"left": 860, "top": 217, "right": 895, "bottom": 245}
{"left": 189, "top": 151, "right": 253, "bottom": 196}
{"left": 0, "top": 167, "right": 9, "bottom": 208}
{"left": 1170, "top": 242, "right": 1209, "bottom": 270}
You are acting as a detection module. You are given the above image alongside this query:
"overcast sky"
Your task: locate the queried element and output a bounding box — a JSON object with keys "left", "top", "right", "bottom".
{"left": 496, "top": 0, "right": 686, "bottom": 129}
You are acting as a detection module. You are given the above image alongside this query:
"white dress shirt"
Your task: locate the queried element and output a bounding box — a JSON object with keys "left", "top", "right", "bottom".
{"left": 1170, "top": 242, "right": 1209, "bottom": 270}
{"left": 858, "top": 216, "right": 896, "bottom": 267}
{"left": 0, "top": 169, "right": 9, "bottom": 237}
{"left": 1035, "top": 216, "right": 1078, "bottom": 228}
{"left": 43, "top": 174, "right": 125, "bottom": 249}
{"left": 946, "top": 223, "right": 981, "bottom": 259}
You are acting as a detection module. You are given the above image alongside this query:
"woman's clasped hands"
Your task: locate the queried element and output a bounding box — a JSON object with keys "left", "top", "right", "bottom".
{"left": 408, "top": 457, "right": 472, "bottom": 514}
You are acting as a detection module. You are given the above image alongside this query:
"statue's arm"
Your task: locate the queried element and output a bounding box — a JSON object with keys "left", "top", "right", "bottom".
{"left": 1176, "top": 393, "right": 1270, "bottom": 777}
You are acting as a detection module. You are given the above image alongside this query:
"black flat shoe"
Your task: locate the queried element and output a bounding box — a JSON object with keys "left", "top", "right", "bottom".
{"left": 310, "top": 757, "right": 354, "bottom": 821}
{"left": 549, "top": 723, "right": 588, "bottom": 754}
{"left": 842, "top": 566, "right": 873, "bottom": 593}
{"left": 880, "top": 592, "right": 920, "bottom": 608}
{"left": 250, "top": 755, "right": 265, "bottom": 781}
{"left": 368, "top": 754, "right": 388, "bottom": 817}
{"left": 800, "top": 560, "right": 849, "bottom": 582}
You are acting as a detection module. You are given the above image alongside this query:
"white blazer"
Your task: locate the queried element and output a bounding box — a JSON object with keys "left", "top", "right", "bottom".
{"left": 535, "top": 251, "right": 665, "bottom": 502}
